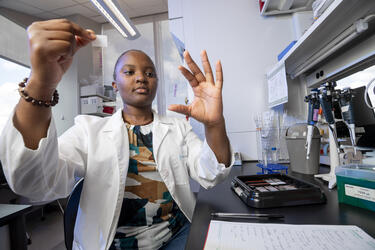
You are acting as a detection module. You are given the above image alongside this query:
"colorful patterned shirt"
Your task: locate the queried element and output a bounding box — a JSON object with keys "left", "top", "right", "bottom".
{"left": 110, "top": 123, "right": 188, "bottom": 250}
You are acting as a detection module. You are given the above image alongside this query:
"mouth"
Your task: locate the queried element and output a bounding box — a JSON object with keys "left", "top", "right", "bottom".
{"left": 134, "top": 87, "right": 149, "bottom": 94}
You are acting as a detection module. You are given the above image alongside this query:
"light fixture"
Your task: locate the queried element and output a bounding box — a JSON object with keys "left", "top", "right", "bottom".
{"left": 90, "top": 0, "right": 140, "bottom": 39}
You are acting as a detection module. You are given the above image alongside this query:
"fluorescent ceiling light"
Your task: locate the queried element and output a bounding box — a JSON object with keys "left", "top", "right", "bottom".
{"left": 103, "top": 0, "right": 136, "bottom": 36}
{"left": 90, "top": 0, "right": 140, "bottom": 39}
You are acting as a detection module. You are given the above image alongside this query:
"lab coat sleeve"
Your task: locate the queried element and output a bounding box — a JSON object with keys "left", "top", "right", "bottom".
{"left": 0, "top": 110, "right": 88, "bottom": 202}
{"left": 182, "top": 119, "right": 235, "bottom": 189}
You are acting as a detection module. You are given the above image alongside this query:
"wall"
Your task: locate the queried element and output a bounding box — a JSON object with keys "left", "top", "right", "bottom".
{"left": 170, "top": 0, "right": 299, "bottom": 160}
{"left": 0, "top": 14, "right": 29, "bottom": 67}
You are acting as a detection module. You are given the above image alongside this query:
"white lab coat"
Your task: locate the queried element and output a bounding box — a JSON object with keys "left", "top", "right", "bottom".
{"left": 0, "top": 109, "right": 234, "bottom": 250}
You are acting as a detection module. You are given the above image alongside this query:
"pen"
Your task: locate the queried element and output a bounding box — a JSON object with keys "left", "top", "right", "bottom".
{"left": 211, "top": 213, "right": 284, "bottom": 219}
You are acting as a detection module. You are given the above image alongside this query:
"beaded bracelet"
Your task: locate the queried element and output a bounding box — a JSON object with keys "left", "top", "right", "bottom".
{"left": 18, "top": 78, "right": 59, "bottom": 107}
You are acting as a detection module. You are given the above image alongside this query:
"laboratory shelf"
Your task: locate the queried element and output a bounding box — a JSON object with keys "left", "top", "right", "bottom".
{"left": 280, "top": 0, "right": 375, "bottom": 81}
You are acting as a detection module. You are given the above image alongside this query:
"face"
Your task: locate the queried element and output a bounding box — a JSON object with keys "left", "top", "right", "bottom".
{"left": 112, "top": 51, "right": 157, "bottom": 109}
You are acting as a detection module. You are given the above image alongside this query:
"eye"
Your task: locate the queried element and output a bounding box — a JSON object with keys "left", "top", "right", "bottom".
{"left": 123, "top": 70, "right": 134, "bottom": 75}
{"left": 146, "top": 72, "right": 156, "bottom": 78}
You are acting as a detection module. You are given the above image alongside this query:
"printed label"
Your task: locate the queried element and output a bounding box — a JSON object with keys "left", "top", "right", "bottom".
{"left": 344, "top": 184, "right": 375, "bottom": 202}
{"left": 313, "top": 108, "right": 319, "bottom": 121}
{"left": 341, "top": 105, "right": 349, "bottom": 112}
{"left": 234, "top": 186, "right": 243, "bottom": 196}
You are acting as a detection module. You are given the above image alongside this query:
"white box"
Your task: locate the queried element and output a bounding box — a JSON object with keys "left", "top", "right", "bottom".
{"left": 80, "top": 84, "right": 104, "bottom": 97}
{"left": 81, "top": 96, "right": 103, "bottom": 114}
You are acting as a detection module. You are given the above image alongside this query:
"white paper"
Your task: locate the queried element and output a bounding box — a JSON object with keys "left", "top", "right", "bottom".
{"left": 92, "top": 34, "right": 108, "bottom": 47}
{"left": 204, "top": 220, "right": 375, "bottom": 250}
{"left": 267, "top": 61, "right": 288, "bottom": 108}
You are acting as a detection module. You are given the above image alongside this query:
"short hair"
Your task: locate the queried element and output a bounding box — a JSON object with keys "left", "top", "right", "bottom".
{"left": 112, "top": 49, "right": 156, "bottom": 81}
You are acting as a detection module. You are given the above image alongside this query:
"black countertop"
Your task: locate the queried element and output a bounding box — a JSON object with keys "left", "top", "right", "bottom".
{"left": 186, "top": 162, "right": 375, "bottom": 250}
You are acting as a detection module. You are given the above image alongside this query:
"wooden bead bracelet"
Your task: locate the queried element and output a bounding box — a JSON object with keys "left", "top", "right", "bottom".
{"left": 18, "top": 78, "right": 59, "bottom": 107}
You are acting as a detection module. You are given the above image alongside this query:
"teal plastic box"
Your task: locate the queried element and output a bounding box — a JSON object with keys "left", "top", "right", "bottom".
{"left": 336, "top": 164, "right": 375, "bottom": 212}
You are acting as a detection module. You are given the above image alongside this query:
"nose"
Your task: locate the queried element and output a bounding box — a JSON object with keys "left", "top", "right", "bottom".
{"left": 135, "top": 72, "right": 146, "bottom": 83}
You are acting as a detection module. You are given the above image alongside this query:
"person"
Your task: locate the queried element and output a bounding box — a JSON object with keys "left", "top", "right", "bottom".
{"left": 0, "top": 19, "right": 233, "bottom": 250}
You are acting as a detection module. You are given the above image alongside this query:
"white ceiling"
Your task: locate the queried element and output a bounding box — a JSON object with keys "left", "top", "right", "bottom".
{"left": 0, "top": 0, "right": 168, "bottom": 23}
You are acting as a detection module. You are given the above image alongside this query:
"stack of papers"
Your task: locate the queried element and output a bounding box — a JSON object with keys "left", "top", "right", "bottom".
{"left": 204, "top": 220, "right": 375, "bottom": 250}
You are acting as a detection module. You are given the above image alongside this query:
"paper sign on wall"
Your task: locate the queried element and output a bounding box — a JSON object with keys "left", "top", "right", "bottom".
{"left": 267, "top": 61, "right": 288, "bottom": 108}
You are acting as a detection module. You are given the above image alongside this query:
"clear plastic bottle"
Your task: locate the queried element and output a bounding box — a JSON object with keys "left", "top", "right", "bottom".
{"left": 271, "top": 147, "right": 278, "bottom": 164}
{"left": 262, "top": 148, "right": 268, "bottom": 166}
{"left": 263, "top": 147, "right": 274, "bottom": 166}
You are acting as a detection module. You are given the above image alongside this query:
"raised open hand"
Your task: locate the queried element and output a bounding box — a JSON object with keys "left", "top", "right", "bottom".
{"left": 168, "top": 50, "right": 224, "bottom": 127}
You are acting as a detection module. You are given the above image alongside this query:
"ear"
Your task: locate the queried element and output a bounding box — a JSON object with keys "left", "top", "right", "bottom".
{"left": 112, "top": 81, "right": 118, "bottom": 92}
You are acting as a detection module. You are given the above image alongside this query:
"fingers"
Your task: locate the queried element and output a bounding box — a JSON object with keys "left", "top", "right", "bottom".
{"left": 47, "top": 40, "right": 76, "bottom": 63}
{"left": 37, "top": 19, "right": 95, "bottom": 41}
{"left": 178, "top": 65, "right": 199, "bottom": 88}
{"left": 215, "top": 60, "right": 223, "bottom": 89}
{"left": 200, "top": 50, "right": 214, "bottom": 84}
{"left": 44, "top": 30, "right": 76, "bottom": 42}
{"left": 168, "top": 104, "right": 190, "bottom": 116}
{"left": 69, "top": 23, "right": 96, "bottom": 40}
{"left": 181, "top": 50, "right": 220, "bottom": 88}
{"left": 28, "top": 19, "right": 96, "bottom": 58}
{"left": 184, "top": 51, "right": 206, "bottom": 83}
{"left": 26, "top": 19, "right": 97, "bottom": 87}
{"left": 74, "top": 32, "right": 95, "bottom": 53}
{"left": 74, "top": 28, "right": 96, "bottom": 53}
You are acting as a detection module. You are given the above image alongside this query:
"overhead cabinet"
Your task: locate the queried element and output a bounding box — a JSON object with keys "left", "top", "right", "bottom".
{"left": 278, "top": 0, "right": 375, "bottom": 88}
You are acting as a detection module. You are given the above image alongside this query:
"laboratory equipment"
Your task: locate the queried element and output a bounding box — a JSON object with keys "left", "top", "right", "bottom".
{"left": 256, "top": 163, "right": 288, "bottom": 174}
{"left": 285, "top": 123, "right": 321, "bottom": 174}
{"left": 318, "top": 82, "right": 336, "bottom": 126}
{"left": 231, "top": 173, "right": 326, "bottom": 208}
{"left": 304, "top": 89, "right": 320, "bottom": 159}
{"left": 315, "top": 82, "right": 340, "bottom": 189}
{"left": 211, "top": 212, "right": 284, "bottom": 220}
{"left": 254, "top": 111, "right": 289, "bottom": 173}
{"left": 350, "top": 86, "right": 375, "bottom": 148}
{"left": 233, "top": 152, "right": 243, "bottom": 166}
{"left": 338, "top": 88, "right": 356, "bottom": 152}
{"left": 336, "top": 164, "right": 375, "bottom": 212}
{"left": 254, "top": 112, "right": 280, "bottom": 167}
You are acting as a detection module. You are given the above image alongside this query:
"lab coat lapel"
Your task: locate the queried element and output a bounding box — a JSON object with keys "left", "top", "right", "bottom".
{"left": 102, "top": 109, "right": 129, "bottom": 170}
{"left": 152, "top": 112, "right": 171, "bottom": 160}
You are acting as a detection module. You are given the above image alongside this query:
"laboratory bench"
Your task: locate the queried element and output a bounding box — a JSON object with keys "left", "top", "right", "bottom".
{"left": 186, "top": 162, "right": 375, "bottom": 250}
{"left": 0, "top": 204, "right": 32, "bottom": 250}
